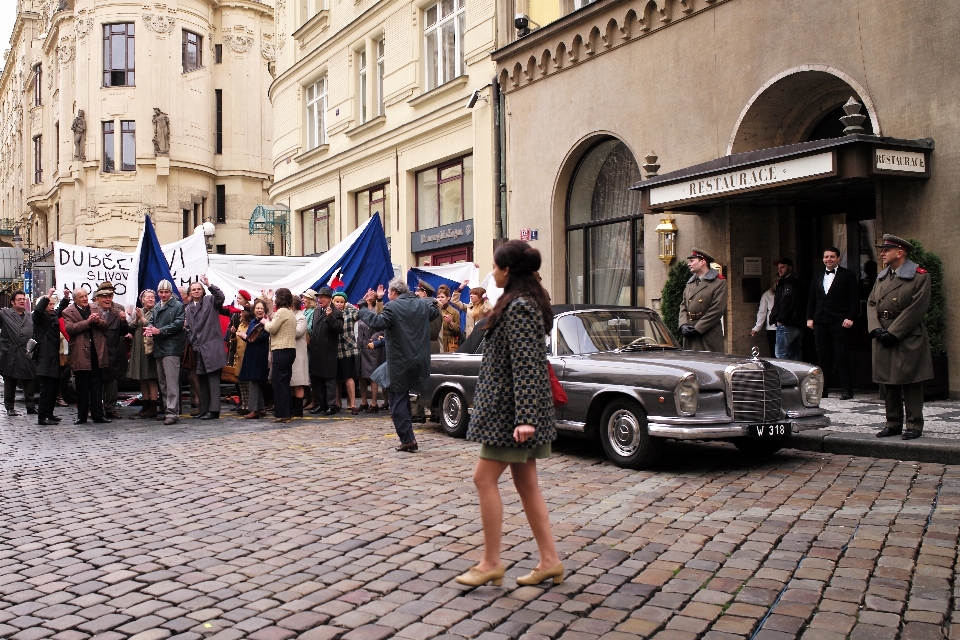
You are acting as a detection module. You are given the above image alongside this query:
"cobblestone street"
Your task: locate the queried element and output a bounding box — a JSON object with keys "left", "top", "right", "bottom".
{"left": 1, "top": 410, "right": 958, "bottom": 640}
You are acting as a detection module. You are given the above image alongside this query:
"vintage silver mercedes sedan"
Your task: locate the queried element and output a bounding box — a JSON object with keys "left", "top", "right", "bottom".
{"left": 417, "top": 306, "right": 829, "bottom": 469}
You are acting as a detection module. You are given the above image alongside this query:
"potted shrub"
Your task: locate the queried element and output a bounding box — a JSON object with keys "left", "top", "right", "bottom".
{"left": 907, "top": 239, "right": 949, "bottom": 399}
{"left": 660, "top": 260, "right": 691, "bottom": 344}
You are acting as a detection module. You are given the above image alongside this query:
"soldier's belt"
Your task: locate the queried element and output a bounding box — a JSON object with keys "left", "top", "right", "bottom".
{"left": 879, "top": 311, "right": 901, "bottom": 320}
{"left": 688, "top": 313, "right": 703, "bottom": 320}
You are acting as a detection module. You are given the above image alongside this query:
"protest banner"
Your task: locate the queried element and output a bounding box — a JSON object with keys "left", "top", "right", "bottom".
{"left": 55, "top": 232, "right": 208, "bottom": 307}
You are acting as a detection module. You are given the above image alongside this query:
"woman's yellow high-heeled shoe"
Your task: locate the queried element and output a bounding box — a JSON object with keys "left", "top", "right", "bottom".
{"left": 454, "top": 565, "right": 506, "bottom": 587}
{"left": 516, "top": 562, "right": 564, "bottom": 586}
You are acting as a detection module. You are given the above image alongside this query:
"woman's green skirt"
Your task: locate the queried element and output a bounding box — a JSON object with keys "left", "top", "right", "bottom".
{"left": 479, "top": 442, "right": 552, "bottom": 463}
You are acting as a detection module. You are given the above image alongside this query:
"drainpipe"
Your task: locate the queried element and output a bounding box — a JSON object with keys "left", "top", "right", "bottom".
{"left": 492, "top": 76, "right": 505, "bottom": 240}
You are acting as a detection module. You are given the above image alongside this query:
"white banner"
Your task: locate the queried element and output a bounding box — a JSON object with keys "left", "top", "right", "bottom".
{"left": 54, "top": 233, "right": 208, "bottom": 307}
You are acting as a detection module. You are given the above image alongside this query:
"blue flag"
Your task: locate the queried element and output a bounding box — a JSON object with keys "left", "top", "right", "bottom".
{"left": 138, "top": 214, "right": 181, "bottom": 302}
{"left": 309, "top": 212, "right": 394, "bottom": 303}
{"left": 407, "top": 268, "right": 469, "bottom": 332}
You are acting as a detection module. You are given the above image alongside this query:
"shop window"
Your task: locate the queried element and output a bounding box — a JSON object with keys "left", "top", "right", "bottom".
{"left": 416, "top": 156, "right": 473, "bottom": 230}
{"left": 103, "top": 23, "right": 135, "bottom": 87}
{"left": 303, "top": 201, "right": 334, "bottom": 255}
{"left": 566, "top": 139, "right": 644, "bottom": 306}
{"left": 424, "top": 0, "right": 465, "bottom": 91}
{"left": 306, "top": 77, "right": 327, "bottom": 149}
{"left": 356, "top": 184, "right": 390, "bottom": 236}
{"left": 182, "top": 30, "right": 203, "bottom": 72}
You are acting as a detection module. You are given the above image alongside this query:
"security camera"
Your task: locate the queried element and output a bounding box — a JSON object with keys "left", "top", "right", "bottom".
{"left": 465, "top": 90, "right": 488, "bottom": 109}
{"left": 515, "top": 13, "right": 530, "bottom": 36}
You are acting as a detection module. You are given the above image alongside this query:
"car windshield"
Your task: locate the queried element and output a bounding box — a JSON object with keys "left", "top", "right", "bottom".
{"left": 555, "top": 310, "right": 679, "bottom": 355}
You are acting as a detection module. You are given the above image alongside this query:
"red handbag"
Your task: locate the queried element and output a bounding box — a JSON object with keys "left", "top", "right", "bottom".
{"left": 548, "top": 363, "right": 567, "bottom": 407}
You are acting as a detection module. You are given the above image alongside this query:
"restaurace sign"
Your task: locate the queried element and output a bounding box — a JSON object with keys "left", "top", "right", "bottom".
{"left": 875, "top": 149, "right": 926, "bottom": 173}
{"left": 649, "top": 152, "right": 835, "bottom": 207}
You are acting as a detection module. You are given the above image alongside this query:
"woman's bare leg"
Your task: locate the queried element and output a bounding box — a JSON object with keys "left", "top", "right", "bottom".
{"left": 146, "top": 379, "right": 159, "bottom": 401}
{"left": 473, "top": 458, "right": 510, "bottom": 571}
{"left": 510, "top": 459, "right": 561, "bottom": 570}
{"left": 371, "top": 381, "right": 379, "bottom": 406}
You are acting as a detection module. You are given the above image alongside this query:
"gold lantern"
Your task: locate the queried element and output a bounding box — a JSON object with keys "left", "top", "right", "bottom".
{"left": 655, "top": 217, "right": 678, "bottom": 265}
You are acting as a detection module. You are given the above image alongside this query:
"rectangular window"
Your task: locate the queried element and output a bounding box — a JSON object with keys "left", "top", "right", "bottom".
{"left": 376, "top": 38, "right": 385, "bottom": 117}
{"left": 358, "top": 49, "right": 367, "bottom": 124}
{"left": 33, "top": 65, "right": 41, "bottom": 106}
{"left": 33, "top": 136, "right": 42, "bottom": 184}
{"left": 215, "top": 89, "right": 223, "bottom": 154}
{"left": 215, "top": 44, "right": 222, "bottom": 63}
{"left": 103, "top": 23, "right": 135, "bottom": 87}
{"left": 54, "top": 123, "right": 59, "bottom": 171}
{"left": 182, "top": 30, "right": 202, "bottom": 72}
{"left": 183, "top": 209, "right": 190, "bottom": 238}
{"left": 305, "top": 77, "right": 327, "bottom": 150}
{"left": 302, "top": 201, "right": 334, "bottom": 255}
{"left": 121, "top": 120, "right": 135, "bottom": 171}
{"left": 103, "top": 122, "right": 115, "bottom": 172}
{"left": 424, "top": 0, "right": 465, "bottom": 91}
{"left": 355, "top": 184, "right": 390, "bottom": 237}
{"left": 416, "top": 155, "right": 473, "bottom": 229}
{"left": 216, "top": 185, "right": 226, "bottom": 223}
{"left": 216, "top": 244, "right": 226, "bottom": 254}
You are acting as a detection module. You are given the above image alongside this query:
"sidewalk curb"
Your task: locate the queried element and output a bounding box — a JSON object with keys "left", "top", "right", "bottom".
{"left": 788, "top": 430, "right": 960, "bottom": 465}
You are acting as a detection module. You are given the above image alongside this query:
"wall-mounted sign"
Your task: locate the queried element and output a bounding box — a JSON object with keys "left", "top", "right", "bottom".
{"left": 649, "top": 151, "right": 835, "bottom": 208}
{"left": 411, "top": 218, "right": 474, "bottom": 253}
{"left": 520, "top": 228, "right": 539, "bottom": 241}
{"left": 874, "top": 149, "right": 927, "bottom": 175}
{"left": 742, "top": 257, "right": 762, "bottom": 276}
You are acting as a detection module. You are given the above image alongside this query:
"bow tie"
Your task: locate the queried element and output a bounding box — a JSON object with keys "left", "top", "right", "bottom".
{"left": 825, "top": 270, "right": 835, "bottom": 274}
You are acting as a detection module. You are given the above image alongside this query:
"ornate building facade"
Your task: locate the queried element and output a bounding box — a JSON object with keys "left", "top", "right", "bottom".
{"left": 268, "top": 0, "right": 501, "bottom": 269}
{"left": 0, "top": 0, "right": 275, "bottom": 257}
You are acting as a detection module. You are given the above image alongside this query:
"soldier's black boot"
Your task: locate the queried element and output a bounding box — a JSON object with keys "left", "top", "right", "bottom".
{"left": 902, "top": 429, "right": 922, "bottom": 440}
{"left": 876, "top": 427, "right": 902, "bottom": 438}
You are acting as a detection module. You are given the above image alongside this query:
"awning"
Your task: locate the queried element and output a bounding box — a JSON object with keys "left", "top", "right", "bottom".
{"left": 633, "top": 134, "right": 933, "bottom": 214}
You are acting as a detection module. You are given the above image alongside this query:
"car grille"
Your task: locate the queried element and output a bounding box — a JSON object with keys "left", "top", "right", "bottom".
{"left": 730, "top": 368, "right": 781, "bottom": 422}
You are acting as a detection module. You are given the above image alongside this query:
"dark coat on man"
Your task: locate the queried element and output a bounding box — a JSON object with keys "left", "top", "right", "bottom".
{"left": 185, "top": 285, "right": 227, "bottom": 374}
{"left": 358, "top": 292, "right": 440, "bottom": 393}
{"left": 357, "top": 318, "right": 385, "bottom": 378}
{"left": 806, "top": 266, "right": 859, "bottom": 324}
{"left": 308, "top": 305, "right": 343, "bottom": 379}
{"left": 867, "top": 260, "right": 934, "bottom": 385}
{"left": 0, "top": 306, "right": 37, "bottom": 380}
{"left": 151, "top": 297, "right": 186, "bottom": 358}
{"left": 238, "top": 317, "right": 270, "bottom": 382}
{"left": 98, "top": 302, "right": 130, "bottom": 382}
{"left": 32, "top": 296, "right": 68, "bottom": 379}
{"left": 678, "top": 269, "right": 727, "bottom": 352}
{"left": 62, "top": 303, "right": 109, "bottom": 371}
{"left": 770, "top": 272, "right": 808, "bottom": 329}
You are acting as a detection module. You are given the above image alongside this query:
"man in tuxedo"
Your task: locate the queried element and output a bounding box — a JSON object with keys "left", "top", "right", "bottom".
{"left": 806, "top": 246, "right": 859, "bottom": 399}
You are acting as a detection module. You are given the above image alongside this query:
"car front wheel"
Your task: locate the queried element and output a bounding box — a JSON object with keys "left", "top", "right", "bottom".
{"left": 599, "top": 399, "right": 661, "bottom": 469}
{"left": 438, "top": 389, "right": 469, "bottom": 438}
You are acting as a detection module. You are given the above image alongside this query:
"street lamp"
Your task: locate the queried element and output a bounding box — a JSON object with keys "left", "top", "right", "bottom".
{"left": 655, "top": 217, "right": 678, "bottom": 265}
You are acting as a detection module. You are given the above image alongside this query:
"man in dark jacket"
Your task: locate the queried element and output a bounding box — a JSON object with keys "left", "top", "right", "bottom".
{"left": 33, "top": 289, "right": 69, "bottom": 425}
{"left": 0, "top": 290, "right": 37, "bottom": 415}
{"left": 185, "top": 276, "right": 227, "bottom": 420}
{"left": 308, "top": 286, "right": 343, "bottom": 415}
{"left": 145, "top": 279, "right": 186, "bottom": 425}
{"left": 769, "top": 258, "right": 807, "bottom": 361}
{"left": 62, "top": 288, "right": 110, "bottom": 424}
{"left": 806, "top": 247, "right": 859, "bottom": 399}
{"left": 360, "top": 278, "right": 440, "bottom": 452}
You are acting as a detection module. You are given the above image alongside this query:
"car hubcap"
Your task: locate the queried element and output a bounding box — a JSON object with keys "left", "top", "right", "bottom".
{"left": 607, "top": 409, "right": 642, "bottom": 457}
{"left": 443, "top": 393, "right": 462, "bottom": 428}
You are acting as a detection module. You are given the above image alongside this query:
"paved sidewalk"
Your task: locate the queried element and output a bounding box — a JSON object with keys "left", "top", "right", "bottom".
{"left": 1, "top": 410, "right": 959, "bottom": 640}
{"left": 821, "top": 396, "right": 960, "bottom": 439}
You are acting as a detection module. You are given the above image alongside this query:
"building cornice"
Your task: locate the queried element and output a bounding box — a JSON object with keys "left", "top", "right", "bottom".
{"left": 492, "top": 0, "right": 731, "bottom": 92}
{"left": 1, "top": 12, "right": 39, "bottom": 91}
{"left": 218, "top": 0, "right": 275, "bottom": 18}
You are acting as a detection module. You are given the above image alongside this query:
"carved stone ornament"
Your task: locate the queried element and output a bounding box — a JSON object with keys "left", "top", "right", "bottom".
{"left": 276, "top": 0, "right": 286, "bottom": 50}
{"left": 71, "top": 109, "right": 86, "bottom": 161}
{"left": 137, "top": 204, "right": 153, "bottom": 217}
{"left": 57, "top": 36, "right": 76, "bottom": 66}
{"left": 261, "top": 40, "right": 276, "bottom": 61}
{"left": 152, "top": 108, "right": 170, "bottom": 156}
{"left": 223, "top": 34, "right": 254, "bottom": 54}
{"left": 142, "top": 14, "right": 176, "bottom": 35}
{"left": 75, "top": 16, "right": 93, "bottom": 39}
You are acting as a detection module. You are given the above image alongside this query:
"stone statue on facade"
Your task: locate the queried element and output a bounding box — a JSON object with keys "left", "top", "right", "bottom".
{"left": 152, "top": 108, "right": 170, "bottom": 156}
{"left": 71, "top": 109, "right": 86, "bottom": 160}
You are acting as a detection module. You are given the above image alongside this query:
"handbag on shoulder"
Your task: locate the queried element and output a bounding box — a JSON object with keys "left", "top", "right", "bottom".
{"left": 548, "top": 363, "right": 567, "bottom": 407}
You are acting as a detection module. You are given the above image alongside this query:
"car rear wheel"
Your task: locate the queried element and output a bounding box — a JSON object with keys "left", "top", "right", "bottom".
{"left": 733, "top": 436, "right": 788, "bottom": 457}
{"left": 438, "top": 389, "right": 469, "bottom": 438}
{"left": 599, "top": 399, "right": 661, "bottom": 469}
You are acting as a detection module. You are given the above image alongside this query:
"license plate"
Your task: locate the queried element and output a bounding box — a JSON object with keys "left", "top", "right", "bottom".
{"left": 747, "top": 423, "right": 791, "bottom": 438}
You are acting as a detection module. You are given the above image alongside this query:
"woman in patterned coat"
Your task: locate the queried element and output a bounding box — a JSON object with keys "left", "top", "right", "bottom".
{"left": 455, "top": 240, "right": 563, "bottom": 589}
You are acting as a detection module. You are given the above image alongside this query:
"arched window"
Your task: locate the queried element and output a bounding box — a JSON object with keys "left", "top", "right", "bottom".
{"left": 566, "top": 139, "right": 644, "bottom": 305}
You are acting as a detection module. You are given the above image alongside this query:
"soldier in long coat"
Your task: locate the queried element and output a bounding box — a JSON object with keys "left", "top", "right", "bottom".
{"left": 0, "top": 290, "right": 37, "bottom": 415}
{"left": 678, "top": 249, "right": 727, "bottom": 353}
{"left": 185, "top": 276, "right": 227, "bottom": 419}
{"left": 93, "top": 283, "right": 130, "bottom": 420}
{"left": 307, "top": 286, "right": 343, "bottom": 414}
{"left": 867, "top": 235, "right": 933, "bottom": 440}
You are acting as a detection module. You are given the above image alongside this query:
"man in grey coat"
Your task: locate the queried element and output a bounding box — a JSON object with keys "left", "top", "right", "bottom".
{"left": 185, "top": 275, "right": 227, "bottom": 419}
{"left": 360, "top": 278, "right": 440, "bottom": 452}
{"left": 145, "top": 280, "right": 186, "bottom": 425}
{"left": 0, "top": 290, "right": 38, "bottom": 415}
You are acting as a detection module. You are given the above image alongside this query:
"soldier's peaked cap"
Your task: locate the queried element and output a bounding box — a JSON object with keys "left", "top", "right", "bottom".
{"left": 687, "top": 248, "right": 714, "bottom": 264}
{"left": 876, "top": 234, "right": 913, "bottom": 253}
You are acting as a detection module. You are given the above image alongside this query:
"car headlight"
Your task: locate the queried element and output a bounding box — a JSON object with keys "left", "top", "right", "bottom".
{"left": 801, "top": 368, "right": 824, "bottom": 407}
{"left": 676, "top": 373, "right": 699, "bottom": 415}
